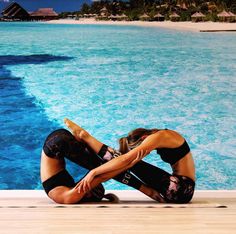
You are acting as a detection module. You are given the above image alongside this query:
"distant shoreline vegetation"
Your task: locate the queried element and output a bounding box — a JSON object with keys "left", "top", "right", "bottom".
{"left": 60, "top": 0, "right": 236, "bottom": 22}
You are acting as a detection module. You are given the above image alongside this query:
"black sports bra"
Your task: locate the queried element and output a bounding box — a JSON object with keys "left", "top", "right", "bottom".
{"left": 156, "top": 140, "right": 190, "bottom": 165}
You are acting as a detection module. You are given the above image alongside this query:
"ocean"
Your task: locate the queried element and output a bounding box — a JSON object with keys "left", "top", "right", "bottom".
{"left": 0, "top": 22, "right": 236, "bottom": 189}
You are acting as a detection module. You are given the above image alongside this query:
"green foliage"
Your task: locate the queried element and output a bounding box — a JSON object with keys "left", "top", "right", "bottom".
{"left": 230, "top": 4, "right": 236, "bottom": 13}
{"left": 179, "top": 11, "right": 191, "bottom": 21}
{"left": 126, "top": 8, "right": 142, "bottom": 20}
{"left": 80, "top": 3, "right": 90, "bottom": 14}
{"left": 205, "top": 12, "right": 218, "bottom": 22}
{"left": 200, "top": 3, "right": 209, "bottom": 14}
{"left": 59, "top": 12, "right": 74, "bottom": 18}
{"left": 59, "top": 1, "right": 236, "bottom": 21}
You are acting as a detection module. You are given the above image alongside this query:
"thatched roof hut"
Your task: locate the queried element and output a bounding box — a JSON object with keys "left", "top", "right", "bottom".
{"left": 140, "top": 13, "right": 150, "bottom": 21}
{"left": 228, "top": 11, "right": 236, "bottom": 17}
{"left": 198, "top": 12, "right": 206, "bottom": 17}
{"left": 192, "top": 12, "right": 206, "bottom": 17}
{"left": 82, "top": 13, "right": 96, "bottom": 18}
{"left": 100, "top": 7, "right": 109, "bottom": 17}
{"left": 217, "top": 11, "right": 235, "bottom": 22}
{"left": 169, "top": 12, "right": 180, "bottom": 21}
{"left": 228, "top": 11, "right": 236, "bottom": 22}
{"left": 30, "top": 8, "right": 58, "bottom": 20}
{"left": 191, "top": 12, "right": 206, "bottom": 22}
{"left": 119, "top": 13, "right": 129, "bottom": 21}
{"left": 217, "top": 10, "right": 230, "bottom": 17}
{"left": 109, "top": 14, "right": 128, "bottom": 21}
{"left": 100, "top": 7, "right": 107, "bottom": 12}
{"left": 153, "top": 13, "right": 164, "bottom": 21}
{"left": 1, "top": 2, "right": 29, "bottom": 20}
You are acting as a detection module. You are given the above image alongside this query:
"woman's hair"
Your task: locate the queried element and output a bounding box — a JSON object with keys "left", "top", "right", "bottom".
{"left": 118, "top": 128, "right": 159, "bottom": 154}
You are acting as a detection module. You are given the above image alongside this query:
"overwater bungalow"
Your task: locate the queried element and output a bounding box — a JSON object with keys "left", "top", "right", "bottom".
{"left": 30, "top": 8, "right": 58, "bottom": 21}
{"left": 169, "top": 12, "right": 180, "bottom": 22}
{"left": 1, "top": 2, "right": 29, "bottom": 21}
{"left": 191, "top": 12, "right": 206, "bottom": 22}
{"left": 153, "top": 13, "right": 165, "bottom": 21}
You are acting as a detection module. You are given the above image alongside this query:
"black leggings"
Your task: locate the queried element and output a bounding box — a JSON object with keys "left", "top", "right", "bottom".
{"left": 43, "top": 129, "right": 143, "bottom": 191}
{"left": 43, "top": 129, "right": 195, "bottom": 203}
{"left": 130, "top": 162, "right": 195, "bottom": 203}
{"left": 98, "top": 144, "right": 195, "bottom": 203}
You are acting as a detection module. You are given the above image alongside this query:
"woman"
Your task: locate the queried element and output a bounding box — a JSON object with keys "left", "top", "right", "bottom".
{"left": 65, "top": 118, "right": 196, "bottom": 204}
{"left": 41, "top": 127, "right": 159, "bottom": 204}
{"left": 40, "top": 135, "right": 105, "bottom": 204}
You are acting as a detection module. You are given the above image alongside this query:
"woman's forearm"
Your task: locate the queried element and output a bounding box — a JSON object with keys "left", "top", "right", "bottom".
{"left": 84, "top": 131, "right": 159, "bottom": 177}
{"left": 95, "top": 165, "right": 131, "bottom": 183}
{"left": 92, "top": 147, "right": 143, "bottom": 177}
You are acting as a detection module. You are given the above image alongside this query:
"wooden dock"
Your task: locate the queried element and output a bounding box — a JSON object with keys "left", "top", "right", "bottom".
{"left": 0, "top": 190, "right": 235, "bottom": 234}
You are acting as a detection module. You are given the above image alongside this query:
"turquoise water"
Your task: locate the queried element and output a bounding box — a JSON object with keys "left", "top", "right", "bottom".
{"left": 0, "top": 22, "right": 236, "bottom": 190}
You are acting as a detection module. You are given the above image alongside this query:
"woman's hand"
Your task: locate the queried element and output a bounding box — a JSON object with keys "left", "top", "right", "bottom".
{"left": 64, "top": 118, "right": 90, "bottom": 142}
{"left": 75, "top": 170, "right": 96, "bottom": 193}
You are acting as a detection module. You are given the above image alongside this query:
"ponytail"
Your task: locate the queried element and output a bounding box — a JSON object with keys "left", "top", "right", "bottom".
{"left": 103, "top": 193, "right": 120, "bottom": 203}
{"left": 119, "top": 128, "right": 159, "bottom": 153}
{"left": 119, "top": 137, "right": 129, "bottom": 154}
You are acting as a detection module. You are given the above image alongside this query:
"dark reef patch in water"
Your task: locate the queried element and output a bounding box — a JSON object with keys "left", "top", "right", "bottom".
{"left": 0, "top": 54, "right": 74, "bottom": 189}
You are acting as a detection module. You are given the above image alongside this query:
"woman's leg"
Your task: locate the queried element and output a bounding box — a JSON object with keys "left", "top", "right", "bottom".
{"left": 43, "top": 129, "right": 167, "bottom": 202}
{"left": 97, "top": 144, "right": 170, "bottom": 190}
{"left": 43, "top": 128, "right": 102, "bottom": 170}
{"left": 43, "top": 129, "right": 143, "bottom": 191}
{"left": 44, "top": 170, "right": 105, "bottom": 204}
{"left": 98, "top": 145, "right": 195, "bottom": 203}
{"left": 130, "top": 162, "right": 195, "bottom": 203}
{"left": 130, "top": 161, "right": 171, "bottom": 191}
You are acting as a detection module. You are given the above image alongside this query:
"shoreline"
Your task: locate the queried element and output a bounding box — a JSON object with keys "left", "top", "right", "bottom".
{"left": 46, "top": 18, "right": 236, "bottom": 32}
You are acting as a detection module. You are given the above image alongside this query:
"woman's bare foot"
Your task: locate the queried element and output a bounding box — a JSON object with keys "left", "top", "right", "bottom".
{"left": 64, "top": 118, "right": 90, "bottom": 141}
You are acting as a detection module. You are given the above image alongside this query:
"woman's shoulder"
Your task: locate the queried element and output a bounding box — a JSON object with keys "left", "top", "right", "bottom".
{"left": 140, "top": 131, "right": 167, "bottom": 149}
{"left": 155, "top": 129, "right": 183, "bottom": 138}
{"left": 145, "top": 129, "right": 185, "bottom": 149}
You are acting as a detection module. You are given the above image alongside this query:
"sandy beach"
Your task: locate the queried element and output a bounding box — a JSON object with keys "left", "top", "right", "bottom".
{"left": 46, "top": 18, "right": 236, "bottom": 32}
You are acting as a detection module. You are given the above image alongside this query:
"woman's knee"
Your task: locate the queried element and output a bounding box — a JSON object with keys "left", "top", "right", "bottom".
{"left": 45, "top": 129, "right": 72, "bottom": 141}
{"left": 62, "top": 194, "right": 83, "bottom": 204}
{"left": 50, "top": 189, "right": 83, "bottom": 204}
{"left": 49, "top": 184, "right": 105, "bottom": 204}
{"left": 43, "top": 128, "right": 74, "bottom": 159}
{"left": 162, "top": 176, "right": 194, "bottom": 203}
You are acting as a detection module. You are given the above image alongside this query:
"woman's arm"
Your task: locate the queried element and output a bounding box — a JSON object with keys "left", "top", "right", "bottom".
{"left": 65, "top": 118, "right": 165, "bottom": 176}
{"left": 65, "top": 118, "right": 180, "bottom": 155}
{"left": 77, "top": 133, "right": 163, "bottom": 190}
{"left": 90, "top": 147, "right": 147, "bottom": 177}
{"left": 86, "top": 132, "right": 165, "bottom": 177}
{"left": 75, "top": 150, "right": 145, "bottom": 193}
